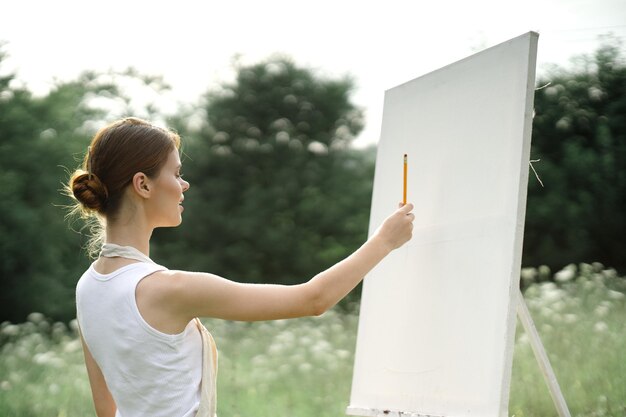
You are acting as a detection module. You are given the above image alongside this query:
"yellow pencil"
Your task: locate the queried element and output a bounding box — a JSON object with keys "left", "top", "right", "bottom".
{"left": 403, "top": 154, "right": 408, "bottom": 205}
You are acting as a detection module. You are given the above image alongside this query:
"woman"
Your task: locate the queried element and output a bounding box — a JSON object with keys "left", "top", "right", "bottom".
{"left": 68, "top": 117, "right": 414, "bottom": 417}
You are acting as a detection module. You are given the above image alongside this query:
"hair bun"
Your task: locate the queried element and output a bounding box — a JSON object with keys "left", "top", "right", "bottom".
{"left": 70, "top": 171, "right": 109, "bottom": 212}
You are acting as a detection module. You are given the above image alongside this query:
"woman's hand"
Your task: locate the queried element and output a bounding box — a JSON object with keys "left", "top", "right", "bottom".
{"left": 371, "top": 202, "right": 415, "bottom": 251}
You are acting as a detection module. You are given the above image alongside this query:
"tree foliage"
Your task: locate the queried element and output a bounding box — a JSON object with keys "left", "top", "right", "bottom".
{"left": 152, "top": 57, "right": 374, "bottom": 288}
{"left": 0, "top": 56, "right": 94, "bottom": 322}
{"left": 524, "top": 40, "right": 626, "bottom": 272}
{"left": 0, "top": 47, "right": 180, "bottom": 322}
{"left": 0, "top": 41, "right": 624, "bottom": 323}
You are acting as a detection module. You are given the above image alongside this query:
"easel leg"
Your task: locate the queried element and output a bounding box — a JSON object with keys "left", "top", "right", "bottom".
{"left": 516, "top": 289, "right": 572, "bottom": 417}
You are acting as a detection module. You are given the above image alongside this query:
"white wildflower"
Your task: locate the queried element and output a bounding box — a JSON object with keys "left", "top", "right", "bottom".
{"left": 330, "top": 323, "right": 344, "bottom": 333}
{"left": 27, "top": 312, "right": 45, "bottom": 323}
{"left": 540, "top": 282, "right": 557, "bottom": 291}
{"left": 63, "top": 339, "right": 82, "bottom": 353}
{"left": 69, "top": 319, "right": 79, "bottom": 333}
{"left": 273, "top": 319, "right": 288, "bottom": 328}
{"left": 33, "top": 352, "right": 65, "bottom": 367}
{"left": 517, "top": 333, "right": 529, "bottom": 345}
{"left": 9, "top": 372, "right": 22, "bottom": 383}
{"left": 276, "top": 330, "right": 295, "bottom": 344}
{"left": 525, "top": 285, "right": 541, "bottom": 299}
{"left": 308, "top": 141, "right": 328, "bottom": 155}
{"left": 583, "top": 280, "right": 596, "bottom": 291}
{"left": 298, "top": 362, "right": 313, "bottom": 373}
{"left": 538, "top": 265, "right": 551, "bottom": 279}
{"left": 594, "top": 305, "right": 610, "bottom": 317}
{"left": 268, "top": 342, "right": 285, "bottom": 355}
{"left": 594, "top": 321, "right": 608, "bottom": 332}
{"left": 564, "top": 314, "right": 577, "bottom": 323}
{"left": 592, "top": 262, "right": 605, "bottom": 272}
{"left": 521, "top": 267, "right": 537, "bottom": 283}
{"left": 608, "top": 290, "right": 625, "bottom": 300}
{"left": 602, "top": 268, "right": 617, "bottom": 279}
{"left": 579, "top": 263, "right": 593, "bottom": 275}
{"left": 555, "top": 264, "right": 576, "bottom": 282}
{"left": 335, "top": 349, "right": 351, "bottom": 359}
{"left": 540, "top": 284, "right": 564, "bottom": 302}
{"left": 311, "top": 340, "right": 331, "bottom": 353}
{"left": 289, "top": 352, "right": 305, "bottom": 364}
{"left": 592, "top": 273, "right": 606, "bottom": 285}
{"left": 276, "top": 131, "right": 290, "bottom": 144}
{"left": 251, "top": 355, "right": 267, "bottom": 366}
{"left": 52, "top": 322, "right": 67, "bottom": 335}
{"left": 1, "top": 324, "right": 19, "bottom": 337}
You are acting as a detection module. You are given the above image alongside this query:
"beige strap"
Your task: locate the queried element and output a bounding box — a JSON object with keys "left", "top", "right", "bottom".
{"left": 194, "top": 318, "right": 218, "bottom": 417}
{"left": 100, "top": 243, "right": 155, "bottom": 264}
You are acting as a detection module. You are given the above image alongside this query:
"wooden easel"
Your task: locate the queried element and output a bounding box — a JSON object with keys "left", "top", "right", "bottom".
{"left": 515, "top": 289, "right": 571, "bottom": 417}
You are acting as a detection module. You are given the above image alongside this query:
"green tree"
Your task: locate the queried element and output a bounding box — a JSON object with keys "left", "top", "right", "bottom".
{"left": 0, "top": 43, "right": 175, "bottom": 321}
{"left": 0, "top": 58, "right": 94, "bottom": 322}
{"left": 152, "top": 57, "right": 375, "bottom": 288}
{"left": 524, "top": 38, "right": 626, "bottom": 273}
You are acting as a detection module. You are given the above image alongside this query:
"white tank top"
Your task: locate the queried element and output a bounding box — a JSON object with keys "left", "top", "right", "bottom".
{"left": 76, "top": 262, "right": 202, "bottom": 417}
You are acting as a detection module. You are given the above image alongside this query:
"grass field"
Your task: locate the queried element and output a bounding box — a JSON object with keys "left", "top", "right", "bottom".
{"left": 1, "top": 262, "right": 624, "bottom": 417}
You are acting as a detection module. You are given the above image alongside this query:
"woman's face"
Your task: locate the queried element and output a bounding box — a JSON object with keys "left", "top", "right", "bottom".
{"left": 147, "top": 148, "right": 190, "bottom": 227}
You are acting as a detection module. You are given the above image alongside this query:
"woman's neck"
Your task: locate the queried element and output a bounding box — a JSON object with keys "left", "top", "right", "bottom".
{"left": 105, "top": 220, "right": 153, "bottom": 256}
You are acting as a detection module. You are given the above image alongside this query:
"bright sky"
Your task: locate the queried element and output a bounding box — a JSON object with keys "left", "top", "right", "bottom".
{"left": 2, "top": 0, "right": 625, "bottom": 147}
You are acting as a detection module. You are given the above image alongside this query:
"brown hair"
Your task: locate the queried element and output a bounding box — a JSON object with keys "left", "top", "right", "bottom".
{"left": 65, "top": 117, "right": 181, "bottom": 255}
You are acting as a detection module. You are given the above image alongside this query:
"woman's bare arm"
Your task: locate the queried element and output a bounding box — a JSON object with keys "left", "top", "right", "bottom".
{"left": 79, "top": 329, "right": 116, "bottom": 417}
{"left": 145, "top": 203, "right": 414, "bottom": 323}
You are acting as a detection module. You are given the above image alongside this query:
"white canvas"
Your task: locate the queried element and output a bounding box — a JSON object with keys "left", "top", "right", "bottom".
{"left": 348, "top": 32, "right": 538, "bottom": 417}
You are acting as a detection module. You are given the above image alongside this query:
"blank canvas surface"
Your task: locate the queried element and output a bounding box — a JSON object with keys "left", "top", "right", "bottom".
{"left": 348, "top": 32, "right": 538, "bottom": 417}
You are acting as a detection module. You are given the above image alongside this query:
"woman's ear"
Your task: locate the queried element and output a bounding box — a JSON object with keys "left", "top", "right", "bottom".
{"left": 132, "top": 172, "right": 151, "bottom": 198}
